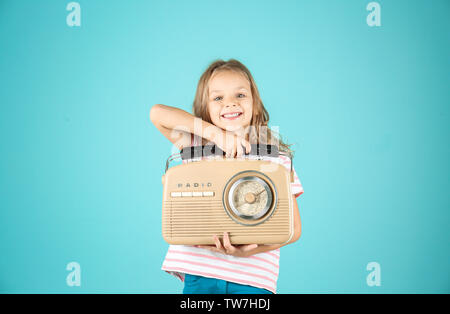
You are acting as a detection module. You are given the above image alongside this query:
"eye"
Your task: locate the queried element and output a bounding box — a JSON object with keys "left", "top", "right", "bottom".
{"left": 213, "top": 96, "right": 222, "bottom": 101}
{"left": 237, "top": 93, "right": 246, "bottom": 98}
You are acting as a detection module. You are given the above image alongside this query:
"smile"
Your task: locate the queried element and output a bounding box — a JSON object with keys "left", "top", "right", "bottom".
{"left": 221, "top": 112, "right": 243, "bottom": 120}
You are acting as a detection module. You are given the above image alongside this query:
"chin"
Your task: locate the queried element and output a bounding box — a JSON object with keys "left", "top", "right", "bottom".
{"left": 221, "top": 124, "right": 246, "bottom": 132}
{"left": 214, "top": 118, "right": 249, "bottom": 133}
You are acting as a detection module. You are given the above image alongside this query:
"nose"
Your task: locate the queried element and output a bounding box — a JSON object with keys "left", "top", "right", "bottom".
{"left": 225, "top": 101, "right": 239, "bottom": 109}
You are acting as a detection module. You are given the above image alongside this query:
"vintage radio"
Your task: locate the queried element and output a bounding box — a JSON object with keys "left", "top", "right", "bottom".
{"left": 161, "top": 144, "right": 295, "bottom": 245}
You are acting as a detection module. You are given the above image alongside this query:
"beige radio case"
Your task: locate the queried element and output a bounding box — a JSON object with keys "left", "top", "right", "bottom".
{"left": 161, "top": 145, "right": 295, "bottom": 245}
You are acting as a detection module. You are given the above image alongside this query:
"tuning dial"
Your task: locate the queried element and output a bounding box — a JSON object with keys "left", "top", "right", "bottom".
{"left": 227, "top": 176, "right": 273, "bottom": 220}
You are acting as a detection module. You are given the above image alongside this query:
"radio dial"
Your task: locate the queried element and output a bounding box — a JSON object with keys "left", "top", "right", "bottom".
{"left": 227, "top": 175, "right": 274, "bottom": 222}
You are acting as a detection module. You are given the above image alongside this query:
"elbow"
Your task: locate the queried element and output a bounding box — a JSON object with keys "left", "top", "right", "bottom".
{"left": 150, "top": 104, "right": 164, "bottom": 124}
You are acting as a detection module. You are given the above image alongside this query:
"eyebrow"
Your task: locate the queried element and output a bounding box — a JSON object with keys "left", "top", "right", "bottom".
{"left": 210, "top": 86, "right": 248, "bottom": 94}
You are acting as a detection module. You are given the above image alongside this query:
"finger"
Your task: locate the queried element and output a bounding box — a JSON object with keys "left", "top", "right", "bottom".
{"left": 213, "top": 235, "right": 224, "bottom": 251}
{"left": 240, "top": 137, "right": 249, "bottom": 155}
{"left": 226, "top": 145, "right": 233, "bottom": 158}
{"left": 236, "top": 141, "right": 243, "bottom": 157}
{"left": 199, "top": 237, "right": 225, "bottom": 253}
{"left": 197, "top": 245, "right": 221, "bottom": 253}
{"left": 241, "top": 244, "right": 258, "bottom": 252}
{"left": 223, "top": 232, "right": 235, "bottom": 253}
{"left": 225, "top": 135, "right": 233, "bottom": 157}
{"left": 245, "top": 140, "right": 251, "bottom": 154}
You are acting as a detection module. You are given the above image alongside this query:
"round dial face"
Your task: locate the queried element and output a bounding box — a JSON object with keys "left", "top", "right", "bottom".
{"left": 228, "top": 176, "right": 273, "bottom": 220}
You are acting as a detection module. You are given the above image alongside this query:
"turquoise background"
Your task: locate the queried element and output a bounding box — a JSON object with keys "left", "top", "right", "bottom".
{"left": 0, "top": 0, "right": 448, "bottom": 293}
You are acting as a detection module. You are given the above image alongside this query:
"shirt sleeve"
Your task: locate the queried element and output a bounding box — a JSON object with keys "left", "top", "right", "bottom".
{"left": 291, "top": 166, "right": 304, "bottom": 198}
{"left": 278, "top": 155, "right": 304, "bottom": 198}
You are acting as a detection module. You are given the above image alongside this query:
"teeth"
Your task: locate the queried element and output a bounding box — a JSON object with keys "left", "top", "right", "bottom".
{"left": 223, "top": 113, "right": 240, "bottom": 118}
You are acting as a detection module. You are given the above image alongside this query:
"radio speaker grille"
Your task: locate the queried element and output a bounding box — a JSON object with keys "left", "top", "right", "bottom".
{"left": 162, "top": 199, "right": 291, "bottom": 245}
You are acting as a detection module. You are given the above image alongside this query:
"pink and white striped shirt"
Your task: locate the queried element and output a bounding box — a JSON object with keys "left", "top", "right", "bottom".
{"left": 161, "top": 134, "right": 304, "bottom": 294}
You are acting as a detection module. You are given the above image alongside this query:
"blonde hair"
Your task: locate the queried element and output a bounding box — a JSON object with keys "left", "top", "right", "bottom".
{"left": 192, "top": 58, "right": 294, "bottom": 157}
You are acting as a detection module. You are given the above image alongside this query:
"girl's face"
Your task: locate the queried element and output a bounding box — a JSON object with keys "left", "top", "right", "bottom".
{"left": 207, "top": 70, "right": 253, "bottom": 133}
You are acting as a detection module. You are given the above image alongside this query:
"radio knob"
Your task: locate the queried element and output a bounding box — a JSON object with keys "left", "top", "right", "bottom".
{"left": 245, "top": 192, "right": 256, "bottom": 204}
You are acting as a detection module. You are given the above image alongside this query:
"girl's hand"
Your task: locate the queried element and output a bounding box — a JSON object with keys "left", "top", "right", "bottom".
{"left": 196, "top": 232, "right": 258, "bottom": 258}
{"left": 215, "top": 131, "right": 251, "bottom": 158}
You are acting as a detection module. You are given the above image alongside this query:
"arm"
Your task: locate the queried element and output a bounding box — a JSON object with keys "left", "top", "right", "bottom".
{"left": 149, "top": 104, "right": 222, "bottom": 150}
{"left": 149, "top": 104, "right": 251, "bottom": 155}
{"left": 198, "top": 194, "right": 302, "bottom": 257}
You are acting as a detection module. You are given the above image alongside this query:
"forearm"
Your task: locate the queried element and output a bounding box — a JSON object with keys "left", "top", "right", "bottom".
{"left": 245, "top": 243, "right": 285, "bottom": 257}
{"left": 151, "top": 104, "right": 223, "bottom": 143}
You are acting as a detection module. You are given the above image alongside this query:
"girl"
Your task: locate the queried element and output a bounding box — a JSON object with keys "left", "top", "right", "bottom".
{"left": 150, "top": 59, "right": 304, "bottom": 294}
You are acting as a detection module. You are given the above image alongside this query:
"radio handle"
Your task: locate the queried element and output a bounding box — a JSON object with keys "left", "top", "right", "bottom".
{"left": 180, "top": 144, "right": 279, "bottom": 160}
{"left": 165, "top": 144, "right": 294, "bottom": 181}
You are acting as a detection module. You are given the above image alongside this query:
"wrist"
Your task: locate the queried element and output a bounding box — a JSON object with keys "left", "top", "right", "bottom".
{"left": 202, "top": 120, "right": 224, "bottom": 145}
